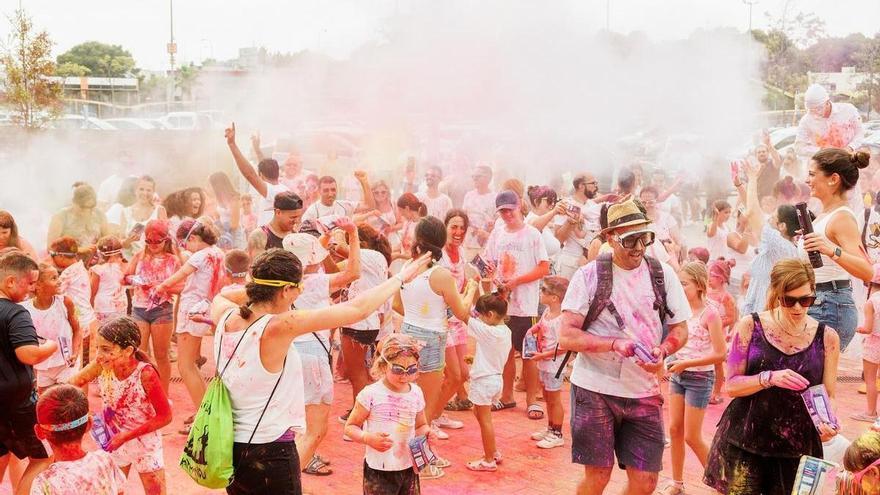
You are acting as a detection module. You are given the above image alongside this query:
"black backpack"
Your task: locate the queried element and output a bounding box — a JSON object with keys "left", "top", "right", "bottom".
{"left": 554, "top": 252, "right": 673, "bottom": 378}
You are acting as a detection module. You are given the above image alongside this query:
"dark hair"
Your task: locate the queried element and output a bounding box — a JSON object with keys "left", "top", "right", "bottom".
{"left": 318, "top": 176, "right": 337, "bottom": 185}
{"left": 617, "top": 168, "right": 636, "bottom": 192}
{"left": 357, "top": 225, "right": 392, "bottom": 265}
{"left": 412, "top": 216, "right": 446, "bottom": 261}
{"left": 427, "top": 165, "right": 443, "bottom": 178}
{"left": 116, "top": 176, "right": 139, "bottom": 207}
{"left": 776, "top": 204, "right": 800, "bottom": 238}
{"left": 49, "top": 236, "right": 78, "bottom": 255}
{"left": 225, "top": 249, "right": 250, "bottom": 275}
{"left": 713, "top": 199, "right": 732, "bottom": 212}
{"left": 475, "top": 293, "right": 508, "bottom": 317}
{"left": 98, "top": 316, "right": 151, "bottom": 363}
{"left": 185, "top": 188, "right": 206, "bottom": 217}
{"left": 257, "top": 158, "right": 280, "bottom": 181}
{"left": 572, "top": 174, "right": 589, "bottom": 190}
{"left": 240, "top": 249, "right": 303, "bottom": 318}
{"left": 0, "top": 251, "right": 38, "bottom": 277}
{"left": 526, "top": 185, "right": 557, "bottom": 208}
{"left": 96, "top": 235, "right": 123, "bottom": 258}
{"left": 397, "top": 193, "right": 427, "bottom": 217}
{"left": 0, "top": 211, "right": 21, "bottom": 249}
{"left": 138, "top": 175, "right": 156, "bottom": 187}
{"left": 444, "top": 208, "right": 470, "bottom": 232}
{"left": 812, "top": 148, "right": 870, "bottom": 192}
{"left": 176, "top": 219, "right": 219, "bottom": 246}
{"left": 36, "top": 384, "right": 89, "bottom": 444}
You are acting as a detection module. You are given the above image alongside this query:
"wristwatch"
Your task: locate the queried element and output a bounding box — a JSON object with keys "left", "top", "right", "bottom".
{"left": 831, "top": 247, "right": 842, "bottom": 261}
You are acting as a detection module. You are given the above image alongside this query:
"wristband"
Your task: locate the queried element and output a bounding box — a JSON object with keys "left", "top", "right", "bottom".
{"left": 610, "top": 339, "right": 617, "bottom": 352}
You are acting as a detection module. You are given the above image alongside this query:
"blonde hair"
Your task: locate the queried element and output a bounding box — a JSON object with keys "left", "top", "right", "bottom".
{"left": 844, "top": 430, "right": 880, "bottom": 472}
{"left": 679, "top": 261, "right": 708, "bottom": 299}
{"left": 765, "top": 258, "right": 815, "bottom": 310}
{"left": 369, "top": 333, "right": 421, "bottom": 380}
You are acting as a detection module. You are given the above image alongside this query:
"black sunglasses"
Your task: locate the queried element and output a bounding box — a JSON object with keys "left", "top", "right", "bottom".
{"left": 616, "top": 231, "right": 655, "bottom": 249}
{"left": 779, "top": 295, "right": 816, "bottom": 308}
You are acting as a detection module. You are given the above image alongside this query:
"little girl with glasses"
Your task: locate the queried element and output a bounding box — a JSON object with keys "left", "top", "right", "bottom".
{"left": 345, "top": 334, "right": 434, "bottom": 494}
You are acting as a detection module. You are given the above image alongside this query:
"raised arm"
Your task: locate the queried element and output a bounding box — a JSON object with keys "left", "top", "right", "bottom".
{"left": 354, "top": 171, "right": 376, "bottom": 211}
{"left": 328, "top": 219, "right": 361, "bottom": 293}
{"left": 225, "top": 122, "right": 268, "bottom": 198}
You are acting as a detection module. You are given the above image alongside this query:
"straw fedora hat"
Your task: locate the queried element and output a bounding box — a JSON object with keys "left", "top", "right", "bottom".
{"left": 599, "top": 198, "right": 652, "bottom": 235}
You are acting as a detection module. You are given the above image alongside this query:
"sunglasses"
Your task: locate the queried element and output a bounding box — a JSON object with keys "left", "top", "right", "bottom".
{"left": 615, "top": 231, "right": 655, "bottom": 249}
{"left": 851, "top": 457, "right": 880, "bottom": 487}
{"left": 145, "top": 238, "right": 167, "bottom": 246}
{"left": 380, "top": 351, "right": 419, "bottom": 376}
{"left": 779, "top": 295, "right": 817, "bottom": 308}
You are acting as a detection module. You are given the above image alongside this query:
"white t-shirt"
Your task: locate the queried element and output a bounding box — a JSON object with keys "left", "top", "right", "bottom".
{"left": 525, "top": 211, "right": 561, "bottom": 258}
{"left": 561, "top": 258, "right": 691, "bottom": 398}
{"left": 30, "top": 450, "right": 126, "bottom": 495}
{"left": 461, "top": 189, "right": 496, "bottom": 248}
{"left": 347, "top": 250, "right": 390, "bottom": 331}
{"left": 97, "top": 174, "right": 125, "bottom": 208}
{"left": 356, "top": 381, "right": 426, "bottom": 471}
{"left": 180, "top": 246, "right": 225, "bottom": 309}
{"left": 532, "top": 309, "right": 563, "bottom": 373}
{"left": 293, "top": 273, "right": 332, "bottom": 343}
{"left": 707, "top": 225, "right": 730, "bottom": 261}
{"left": 58, "top": 261, "right": 95, "bottom": 327}
{"left": 467, "top": 318, "right": 512, "bottom": 379}
{"left": 301, "top": 200, "right": 357, "bottom": 224}
{"left": 417, "top": 191, "right": 453, "bottom": 220}
{"left": 483, "top": 224, "right": 549, "bottom": 317}
{"left": 258, "top": 182, "right": 291, "bottom": 226}
{"left": 555, "top": 198, "right": 600, "bottom": 258}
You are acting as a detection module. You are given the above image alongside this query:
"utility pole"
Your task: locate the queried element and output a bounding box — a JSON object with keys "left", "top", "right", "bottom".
{"left": 167, "top": 0, "right": 176, "bottom": 110}
{"left": 742, "top": 0, "right": 757, "bottom": 35}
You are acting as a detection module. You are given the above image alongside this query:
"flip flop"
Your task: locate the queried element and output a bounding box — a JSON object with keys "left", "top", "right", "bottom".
{"left": 491, "top": 400, "right": 517, "bottom": 412}
{"left": 527, "top": 403, "right": 545, "bottom": 420}
{"left": 303, "top": 456, "right": 333, "bottom": 476}
{"left": 314, "top": 454, "right": 331, "bottom": 466}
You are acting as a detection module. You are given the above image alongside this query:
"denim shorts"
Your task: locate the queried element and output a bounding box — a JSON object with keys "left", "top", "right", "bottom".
{"left": 132, "top": 303, "right": 174, "bottom": 324}
{"left": 400, "top": 322, "right": 446, "bottom": 372}
{"left": 570, "top": 385, "right": 664, "bottom": 472}
{"left": 808, "top": 286, "right": 856, "bottom": 351}
{"left": 669, "top": 370, "right": 716, "bottom": 409}
{"left": 539, "top": 370, "right": 564, "bottom": 392}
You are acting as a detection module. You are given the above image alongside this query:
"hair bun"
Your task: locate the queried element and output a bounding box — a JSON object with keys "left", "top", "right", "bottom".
{"left": 852, "top": 150, "right": 871, "bottom": 170}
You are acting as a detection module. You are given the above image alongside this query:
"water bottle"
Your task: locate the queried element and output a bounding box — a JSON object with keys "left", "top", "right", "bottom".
{"left": 795, "top": 202, "right": 823, "bottom": 269}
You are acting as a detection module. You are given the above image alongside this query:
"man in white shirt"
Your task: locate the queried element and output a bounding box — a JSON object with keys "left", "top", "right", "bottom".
{"left": 301, "top": 173, "right": 376, "bottom": 225}
{"left": 461, "top": 165, "right": 496, "bottom": 256}
{"left": 559, "top": 198, "right": 690, "bottom": 495}
{"left": 554, "top": 174, "right": 601, "bottom": 279}
{"left": 225, "top": 123, "right": 290, "bottom": 226}
{"left": 417, "top": 165, "right": 453, "bottom": 220}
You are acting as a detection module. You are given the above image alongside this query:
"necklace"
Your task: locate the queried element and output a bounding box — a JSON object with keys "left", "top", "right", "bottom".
{"left": 773, "top": 308, "right": 808, "bottom": 337}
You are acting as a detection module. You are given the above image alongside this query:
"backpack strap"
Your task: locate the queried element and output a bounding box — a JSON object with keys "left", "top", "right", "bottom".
{"left": 645, "top": 255, "right": 673, "bottom": 322}
{"left": 217, "top": 312, "right": 266, "bottom": 379}
{"left": 863, "top": 207, "right": 870, "bottom": 248}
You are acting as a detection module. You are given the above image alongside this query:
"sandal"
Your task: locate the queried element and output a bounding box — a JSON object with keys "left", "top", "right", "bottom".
{"left": 491, "top": 400, "right": 516, "bottom": 412}
{"left": 527, "top": 403, "right": 545, "bottom": 420}
{"left": 851, "top": 412, "right": 879, "bottom": 423}
{"left": 445, "top": 399, "right": 473, "bottom": 411}
{"left": 419, "top": 464, "right": 444, "bottom": 480}
{"left": 432, "top": 456, "right": 452, "bottom": 469}
{"left": 466, "top": 459, "right": 498, "bottom": 472}
{"left": 303, "top": 456, "right": 333, "bottom": 476}
{"left": 314, "top": 454, "right": 331, "bottom": 466}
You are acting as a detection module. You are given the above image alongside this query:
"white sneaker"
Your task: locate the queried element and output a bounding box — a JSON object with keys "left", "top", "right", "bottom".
{"left": 431, "top": 424, "right": 450, "bottom": 440}
{"left": 434, "top": 414, "right": 464, "bottom": 430}
{"left": 530, "top": 428, "right": 551, "bottom": 441}
{"left": 536, "top": 432, "right": 564, "bottom": 449}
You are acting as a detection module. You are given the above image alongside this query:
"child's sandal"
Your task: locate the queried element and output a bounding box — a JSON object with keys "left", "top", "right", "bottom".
{"left": 466, "top": 459, "right": 497, "bottom": 472}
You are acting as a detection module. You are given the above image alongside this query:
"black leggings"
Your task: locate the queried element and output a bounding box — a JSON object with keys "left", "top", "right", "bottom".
{"left": 227, "top": 439, "right": 301, "bottom": 495}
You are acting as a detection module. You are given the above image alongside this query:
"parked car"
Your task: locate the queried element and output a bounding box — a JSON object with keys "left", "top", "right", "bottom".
{"left": 158, "top": 112, "right": 212, "bottom": 130}
{"left": 49, "top": 114, "right": 116, "bottom": 130}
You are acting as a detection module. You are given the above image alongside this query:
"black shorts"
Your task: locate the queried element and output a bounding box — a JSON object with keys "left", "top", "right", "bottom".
{"left": 341, "top": 328, "right": 380, "bottom": 346}
{"left": 227, "top": 440, "right": 301, "bottom": 495}
{"left": 363, "top": 461, "right": 420, "bottom": 495}
{"left": 507, "top": 316, "right": 537, "bottom": 353}
{"left": 0, "top": 397, "right": 49, "bottom": 460}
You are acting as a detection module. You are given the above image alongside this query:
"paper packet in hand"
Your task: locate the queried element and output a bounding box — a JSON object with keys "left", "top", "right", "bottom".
{"left": 801, "top": 384, "right": 839, "bottom": 431}
{"left": 408, "top": 435, "right": 437, "bottom": 472}
{"left": 792, "top": 455, "right": 836, "bottom": 495}
{"left": 632, "top": 342, "right": 658, "bottom": 364}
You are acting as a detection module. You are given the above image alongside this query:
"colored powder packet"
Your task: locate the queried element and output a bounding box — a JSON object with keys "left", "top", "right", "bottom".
{"left": 801, "top": 384, "right": 839, "bottom": 431}
{"left": 792, "top": 455, "right": 837, "bottom": 495}
{"left": 90, "top": 413, "right": 114, "bottom": 451}
{"left": 470, "top": 254, "right": 492, "bottom": 279}
{"left": 632, "top": 342, "right": 658, "bottom": 364}
{"left": 408, "top": 435, "right": 437, "bottom": 472}
{"left": 522, "top": 332, "right": 538, "bottom": 359}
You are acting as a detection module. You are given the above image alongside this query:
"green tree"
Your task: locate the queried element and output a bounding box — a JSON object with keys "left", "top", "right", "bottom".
{"left": 56, "top": 61, "right": 90, "bottom": 77}
{"left": 854, "top": 35, "right": 880, "bottom": 119}
{"left": 56, "top": 41, "right": 136, "bottom": 77}
{"left": 0, "top": 9, "right": 62, "bottom": 127}
{"left": 174, "top": 63, "right": 200, "bottom": 100}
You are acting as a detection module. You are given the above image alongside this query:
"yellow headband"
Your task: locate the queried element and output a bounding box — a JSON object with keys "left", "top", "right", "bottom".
{"left": 252, "top": 278, "right": 301, "bottom": 288}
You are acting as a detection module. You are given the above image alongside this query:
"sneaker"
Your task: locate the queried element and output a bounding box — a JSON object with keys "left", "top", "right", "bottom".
{"left": 431, "top": 424, "right": 450, "bottom": 440}
{"left": 530, "top": 428, "right": 551, "bottom": 441}
{"left": 420, "top": 464, "right": 444, "bottom": 480}
{"left": 432, "top": 456, "right": 452, "bottom": 469}
{"left": 536, "top": 432, "right": 564, "bottom": 449}
{"left": 659, "top": 482, "right": 686, "bottom": 495}
{"left": 338, "top": 410, "right": 351, "bottom": 424}
{"left": 466, "top": 458, "right": 498, "bottom": 472}
{"left": 434, "top": 415, "right": 464, "bottom": 430}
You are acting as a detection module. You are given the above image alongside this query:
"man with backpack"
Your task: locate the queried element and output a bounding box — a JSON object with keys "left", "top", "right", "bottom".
{"left": 559, "top": 198, "right": 691, "bottom": 495}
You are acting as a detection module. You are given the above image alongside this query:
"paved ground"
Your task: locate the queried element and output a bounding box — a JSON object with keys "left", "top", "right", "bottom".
{"left": 1, "top": 341, "right": 870, "bottom": 494}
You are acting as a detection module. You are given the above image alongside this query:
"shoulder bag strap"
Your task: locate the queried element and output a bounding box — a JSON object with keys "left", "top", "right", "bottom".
{"left": 245, "top": 356, "right": 288, "bottom": 446}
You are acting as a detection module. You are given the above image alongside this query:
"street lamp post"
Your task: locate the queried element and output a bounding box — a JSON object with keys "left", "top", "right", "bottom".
{"left": 742, "top": 0, "right": 758, "bottom": 35}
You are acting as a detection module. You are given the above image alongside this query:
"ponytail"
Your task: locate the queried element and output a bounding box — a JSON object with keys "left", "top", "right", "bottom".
{"left": 239, "top": 303, "right": 253, "bottom": 319}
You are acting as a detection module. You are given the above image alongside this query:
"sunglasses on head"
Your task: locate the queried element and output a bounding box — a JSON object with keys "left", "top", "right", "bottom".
{"left": 145, "top": 238, "right": 167, "bottom": 246}
{"left": 615, "top": 231, "right": 655, "bottom": 249}
{"left": 779, "top": 294, "right": 816, "bottom": 308}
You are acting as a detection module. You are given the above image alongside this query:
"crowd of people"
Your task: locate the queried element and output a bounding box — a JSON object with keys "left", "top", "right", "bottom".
{"left": 5, "top": 82, "right": 880, "bottom": 495}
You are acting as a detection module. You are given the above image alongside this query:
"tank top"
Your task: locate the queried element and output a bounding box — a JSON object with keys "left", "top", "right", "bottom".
{"left": 122, "top": 205, "right": 159, "bottom": 259}
{"left": 707, "top": 224, "right": 730, "bottom": 261}
{"left": 261, "top": 225, "right": 285, "bottom": 250}
{"left": 401, "top": 265, "right": 447, "bottom": 331}
{"left": 97, "top": 362, "right": 162, "bottom": 452}
{"left": 292, "top": 274, "right": 332, "bottom": 345}
{"left": 719, "top": 314, "right": 824, "bottom": 458}
{"left": 440, "top": 248, "right": 467, "bottom": 325}
{"left": 214, "top": 310, "right": 306, "bottom": 443}
{"left": 59, "top": 207, "right": 103, "bottom": 248}
{"left": 673, "top": 305, "right": 715, "bottom": 372}
{"left": 21, "top": 296, "right": 72, "bottom": 370}
{"left": 810, "top": 206, "right": 855, "bottom": 283}
{"left": 91, "top": 263, "right": 127, "bottom": 314}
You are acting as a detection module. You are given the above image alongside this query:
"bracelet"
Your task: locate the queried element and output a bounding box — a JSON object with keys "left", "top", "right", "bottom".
{"left": 393, "top": 275, "right": 405, "bottom": 287}
{"left": 758, "top": 370, "right": 772, "bottom": 388}
{"left": 610, "top": 339, "right": 617, "bottom": 352}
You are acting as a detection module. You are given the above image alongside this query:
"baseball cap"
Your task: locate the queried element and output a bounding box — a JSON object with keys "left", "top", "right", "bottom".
{"left": 495, "top": 190, "right": 520, "bottom": 212}
{"left": 282, "top": 233, "right": 329, "bottom": 266}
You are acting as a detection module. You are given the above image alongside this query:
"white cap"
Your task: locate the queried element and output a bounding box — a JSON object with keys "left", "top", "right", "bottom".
{"left": 282, "top": 233, "right": 329, "bottom": 267}
{"left": 804, "top": 84, "right": 829, "bottom": 109}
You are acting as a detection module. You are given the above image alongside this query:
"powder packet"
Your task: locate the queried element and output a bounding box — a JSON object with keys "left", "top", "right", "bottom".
{"left": 409, "top": 435, "right": 438, "bottom": 472}
{"left": 801, "top": 384, "right": 839, "bottom": 431}
{"left": 632, "top": 342, "right": 658, "bottom": 364}
{"left": 791, "top": 455, "right": 836, "bottom": 495}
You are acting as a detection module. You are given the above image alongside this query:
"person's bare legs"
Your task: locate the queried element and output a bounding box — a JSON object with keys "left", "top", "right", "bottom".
{"left": 150, "top": 322, "right": 173, "bottom": 394}
{"left": 668, "top": 393, "right": 686, "bottom": 483}
{"left": 340, "top": 335, "right": 372, "bottom": 406}
{"left": 454, "top": 344, "right": 470, "bottom": 403}
{"left": 684, "top": 404, "right": 710, "bottom": 467}
{"left": 417, "top": 370, "right": 444, "bottom": 425}
{"left": 177, "top": 333, "right": 206, "bottom": 408}
{"left": 865, "top": 361, "right": 879, "bottom": 416}
{"left": 138, "top": 469, "right": 167, "bottom": 495}
{"left": 522, "top": 358, "right": 540, "bottom": 410}
{"left": 472, "top": 405, "right": 496, "bottom": 462}
{"left": 623, "top": 467, "right": 659, "bottom": 495}
{"left": 434, "top": 346, "right": 463, "bottom": 420}
{"left": 500, "top": 349, "right": 516, "bottom": 404}
{"left": 577, "top": 466, "right": 612, "bottom": 495}
{"left": 297, "top": 403, "right": 331, "bottom": 470}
